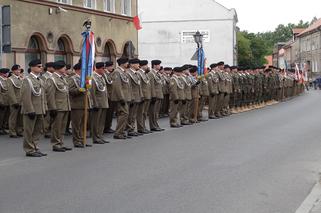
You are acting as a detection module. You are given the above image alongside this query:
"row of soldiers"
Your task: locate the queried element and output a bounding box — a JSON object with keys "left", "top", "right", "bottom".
{"left": 0, "top": 59, "right": 303, "bottom": 157}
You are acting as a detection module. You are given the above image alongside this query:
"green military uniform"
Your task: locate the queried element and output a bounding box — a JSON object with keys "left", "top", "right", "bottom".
{"left": 111, "top": 66, "right": 131, "bottom": 139}
{"left": 46, "top": 72, "right": 71, "bottom": 150}
{"left": 180, "top": 74, "right": 192, "bottom": 125}
{"left": 160, "top": 73, "right": 170, "bottom": 117}
{"left": 147, "top": 69, "right": 164, "bottom": 131}
{"left": 91, "top": 71, "right": 109, "bottom": 143}
{"left": 137, "top": 67, "right": 151, "bottom": 133}
{"left": 189, "top": 73, "right": 200, "bottom": 123}
{"left": 21, "top": 71, "right": 46, "bottom": 155}
{"left": 7, "top": 73, "right": 23, "bottom": 137}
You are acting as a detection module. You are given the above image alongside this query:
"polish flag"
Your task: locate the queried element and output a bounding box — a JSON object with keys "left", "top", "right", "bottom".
{"left": 133, "top": 13, "right": 143, "bottom": 30}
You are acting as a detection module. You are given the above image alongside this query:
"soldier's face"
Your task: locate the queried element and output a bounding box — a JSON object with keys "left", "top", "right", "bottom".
{"left": 13, "top": 69, "right": 21, "bottom": 76}
{"left": 31, "top": 64, "right": 43, "bottom": 74}
{"left": 131, "top": 63, "right": 140, "bottom": 70}
{"left": 154, "top": 64, "right": 161, "bottom": 71}
{"left": 106, "top": 66, "right": 114, "bottom": 72}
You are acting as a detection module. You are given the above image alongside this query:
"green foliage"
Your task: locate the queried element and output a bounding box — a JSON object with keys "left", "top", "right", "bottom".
{"left": 237, "top": 18, "right": 313, "bottom": 67}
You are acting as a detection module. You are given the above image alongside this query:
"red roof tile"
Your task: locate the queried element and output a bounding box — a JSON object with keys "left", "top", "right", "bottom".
{"left": 292, "top": 28, "right": 305, "bottom": 34}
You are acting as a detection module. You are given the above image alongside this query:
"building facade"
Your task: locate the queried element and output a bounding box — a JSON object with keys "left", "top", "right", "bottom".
{"left": 0, "top": 0, "right": 138, "bottom": 69}
{"left": 138, "top": 0, "right": 238, "bottom": 67}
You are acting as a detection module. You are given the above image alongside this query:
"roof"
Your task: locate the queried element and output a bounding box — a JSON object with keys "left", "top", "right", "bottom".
{"left": 298, "top": 18, "right": 321, "bottom": 37}
{"left": 292, "top": 28, "right": 305, "bottom": 34}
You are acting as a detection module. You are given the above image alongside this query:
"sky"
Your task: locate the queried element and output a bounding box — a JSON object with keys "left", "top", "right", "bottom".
{"left": 217, "top": 0, "right": 321, "bottom": 33}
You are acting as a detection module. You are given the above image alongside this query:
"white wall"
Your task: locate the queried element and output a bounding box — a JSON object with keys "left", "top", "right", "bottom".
{"left": 138, "top": 0, "right": 237, "bottom": 67}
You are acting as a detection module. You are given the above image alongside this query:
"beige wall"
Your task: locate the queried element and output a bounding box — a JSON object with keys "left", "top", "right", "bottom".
{"left": 1, "top": 0, "right": 138, "bottom": 68}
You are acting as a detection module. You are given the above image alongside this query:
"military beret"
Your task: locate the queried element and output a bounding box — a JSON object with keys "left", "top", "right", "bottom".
{"left": 230, "top": 66, "right": 237, "bottom": 70}
{"left": 181, "top": 64, "right": 190, "bottom": 71}
{"left": 45, "top": 62, "right": 54, "bottom": 68}
{"left": 28, "top": 59, "right": 42, "bottom": 67}
{"left": 0, "top": 68, "right": 10, "bottom": 74}
{"left": 151, "top": 60, "right": 162, "bottom": 66}
{"left": 189, "top": 66, "right": 198, "bottom": 73}
{"left": 129, "top": 58, "right": 140, "bottom": 64}
{"left": 139, "top": 60, "right": 148, "bottom": 66}
{"left": 53, "top": 61, "right": 66, "bottom": 70}
{"left": 173, "top": 67, "right": 182, "bottom": 73}
{"left": 217, "top": 61, "right": 224, "bottom": 66}
{"left": 210, "top": 63, "right": 217, "bottom": 69}
{"left": 73, "top": 63, "right": 81, "bottom": 70}
{"left": 11, "top": 64, "right": 21, "bottom": 71}
{"left": 105, "top": 61, "right": 114, "bottom": 67}
{"left": 163, "top": 67, "right": 172, "bottom": 71}
{"left": 95, "top": 62, "right": 105, "bottom": 69}
{"left": 224, "top": 65, "right": 230, "bottom": 69}
{"left": 117, "top": 57, "right": 129, "bottom": 66}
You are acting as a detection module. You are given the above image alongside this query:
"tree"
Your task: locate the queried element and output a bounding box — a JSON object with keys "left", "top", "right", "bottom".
{"left": 237, "top": 32, "right": 253, "bottom": 67}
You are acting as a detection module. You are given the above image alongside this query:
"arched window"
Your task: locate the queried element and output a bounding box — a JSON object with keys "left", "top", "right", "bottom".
{"left": 55, "top": 38, "right": 67, "bottom": 62}
{"left": 102, "top": 41, "right": 116, "bottom": 64}
{"left": 25, "top": 36, "right": 41, "bottom": 68}
{"left": 122, "top": 41, "right": 135, "bottom": 59}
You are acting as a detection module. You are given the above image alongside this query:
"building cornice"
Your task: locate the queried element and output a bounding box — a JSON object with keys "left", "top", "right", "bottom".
{"left": 17, "top": 0, "right": 134, "bottom": 21}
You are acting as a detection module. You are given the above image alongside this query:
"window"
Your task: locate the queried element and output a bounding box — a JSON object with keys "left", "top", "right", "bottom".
{"left": 57, "top": 0, "right": 72, "bottom": 4}
{"left": 104, "top": 0, "right": 115, "bottom": 12}
{"left": 84, "top": 0, "right": 96, "bottom": 9}
{"left": 25, "top": 36, "right": 41, "bottom": 69}
{"left": 121, "top": 0, "right": 131, "bottom": 16}
{"left": 54, "top": 38, "right": 67, "bottom": 62}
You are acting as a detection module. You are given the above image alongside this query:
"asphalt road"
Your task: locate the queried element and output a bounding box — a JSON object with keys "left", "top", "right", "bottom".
{"left": 1, "top": 90, "right": 321, "bottom": 213}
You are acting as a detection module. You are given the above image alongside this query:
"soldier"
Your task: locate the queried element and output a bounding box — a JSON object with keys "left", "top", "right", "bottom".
{"left": 90, "top": 62, "right": 110, "bottom": 144}
{"left": 189, "top": 66, "right": 201, "bottom": 123}
{"left": 223, "top": 65, "right": 233, "bottom": 115}
{"left": 180, "top": 65, "right": 192, "bottom": 125}
{"left": 7, "top": 65, "right": 23, "bottom": 138}
{"left": 169, "top": 67, "right": 184, "bottom": 127}
{"left": 111, "top": 57, "right": 131, "bottom": 139}
{"left": 137, "top": 60, "right": 152, "bottom": 134}
{"left": 148, "top": 60, "right": 165, "bottom": 132}
{"left": 126, "top": 58, "right": 143, "bottom": 137}
{"left": 0, "top": 68, "right": 10, "bottom": 135}
{"left": 207, "top": 63, "right": 220, "bottom": 119}
{"left": 103, "top": 61, "right": 115, "bottom": 134}
{"left": 160, "top": 67, "right": 171, "bottom": 117}
{"left": 41, "top": 62, "right": 55, "bottom": 138}
{"left": 69, "top": 63, "right": 93, "bottom": 148}
{"left": 21, "top": 59, "right": 47, "bottom": 157}
{"left": 198, "top": 66, "right": 210, "bottom": 121}
{"left": 46, "top": 61, "right": 72, "bottom": 152}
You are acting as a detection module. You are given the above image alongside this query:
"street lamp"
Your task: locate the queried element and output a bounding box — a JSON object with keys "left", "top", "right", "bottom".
{"left": 193, "top": 31, "right": 203, "bottom": 48}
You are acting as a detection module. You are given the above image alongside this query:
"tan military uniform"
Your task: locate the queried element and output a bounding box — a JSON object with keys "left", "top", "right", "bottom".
{"left": 160, "top": 74, "right": 170, "bottom": 116}
{"left": 147, "top": 69, "right": 164, "bottom": 130}
{"left": 103, "top": 71, "right": 115, "bottom": 132}
{"left": 69, "top": 74, "right": 92, "bottom": 145}
{"left": 207, "top": 70, "right": 220, "bottom": 118}
{"left": 21, "top": 72, "right": 46, "bottom": 154}
{"left": 169, "top": 74, "right": 184, "bottom": 126}
{"left": 90, "top": 71, "right": 109, "bottom": 142}
{"left": 217, "top": 70, "right": 227, "bottom": 117}
{"left": 0, "top": 76, "right": 9, "bottom": 133}
{"left": 46, "top": 72, "right": 71, "bottom": 148}
{"left": 40, "top": 71, "right": 53, "bottom": 137}
{"left": 7, "top": 74, "right": 23, "bottom": 136}
{"left": 189, "top": 76, "right": 200, "bottom": 123}
{"left": 136, "top": 69, "right": 151, "bottom": 132}
{"left": 110, "top": 67, "right": 131, "bottom": 137}
{"left": 198, "top": 77, "right": 209, "bottom": 121}
{"left": 223, "top": 71, "right": 233, "bottom": 115}
{"left": 126, "top": 68, "right": 142, "bottom": 133}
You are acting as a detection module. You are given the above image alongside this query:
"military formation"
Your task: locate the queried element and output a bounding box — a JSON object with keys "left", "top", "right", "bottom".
{"left": 0, "top": 59, "right": 304, "bottom": 157}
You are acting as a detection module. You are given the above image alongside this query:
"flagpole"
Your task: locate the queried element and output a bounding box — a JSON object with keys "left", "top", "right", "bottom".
{"left": 83, "top": 90, "right": 88, "bottom": 146}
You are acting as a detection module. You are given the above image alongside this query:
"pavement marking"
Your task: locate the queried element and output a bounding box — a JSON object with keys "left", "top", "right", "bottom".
{"left": 295, "top": 177, "right": 321, "bottom": 213}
